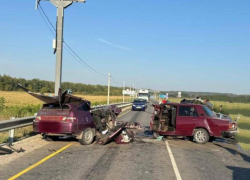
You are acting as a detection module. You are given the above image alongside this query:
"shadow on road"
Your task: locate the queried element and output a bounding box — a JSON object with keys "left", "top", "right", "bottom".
{"left": 214, "top": 143, "right": 250, "bottom": 162}
{"left": 214, "top": 143, "right": 250, "bottom": 180}
{"left": 0, "top": 146, "right": 13, "bottom": 155}
{"left": 227, "top": 166, "right": 250, "bottom": 180}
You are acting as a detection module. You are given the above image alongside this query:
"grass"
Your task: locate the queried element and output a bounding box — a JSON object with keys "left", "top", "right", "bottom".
{"left": 168, "top": 98, "right": 250, "bottom": 151}
{"left": 0, "top": 126, "right": 34, "bottom": 144}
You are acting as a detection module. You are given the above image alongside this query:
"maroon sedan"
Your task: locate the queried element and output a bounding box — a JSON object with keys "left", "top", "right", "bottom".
{"left": 150, "top": 103, "right": 237, "bottom": 144}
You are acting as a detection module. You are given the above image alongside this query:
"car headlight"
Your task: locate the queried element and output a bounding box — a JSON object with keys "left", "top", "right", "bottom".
{"left": 133, "top": 105, "right": 135, "bottom": 106}
{"left": 142, "top": 105, "right": 145, "bottom": 107}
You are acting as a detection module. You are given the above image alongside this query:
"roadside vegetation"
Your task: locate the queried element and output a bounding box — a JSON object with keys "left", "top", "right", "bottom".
{"left": 169, "top": 98, "right": 250, "bottom": 151}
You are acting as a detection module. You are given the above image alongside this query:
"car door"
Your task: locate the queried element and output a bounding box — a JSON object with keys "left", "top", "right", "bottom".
{"left": 175, "top": 105, "right": 199, "bottom": 136}
{"left": 75, "top": 102, "right": 94, "bottom": 133}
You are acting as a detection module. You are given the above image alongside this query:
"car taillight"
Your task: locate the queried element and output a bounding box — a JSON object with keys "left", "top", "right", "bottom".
{"left": 62, "top": 117, "right": 77, "bottom": 122}
{"left": 34, "top": 116, "right": 41, "bottom": 122}
{"left": 229, "top": 123, "right": 235, "bottom": 129}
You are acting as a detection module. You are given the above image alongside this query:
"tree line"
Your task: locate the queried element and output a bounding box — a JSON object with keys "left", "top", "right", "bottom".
{"left": 0, "top": 74, "right": 124, "bottom": 96}
{"left": 160, "top": 92, "right": 250, "bottom": 104}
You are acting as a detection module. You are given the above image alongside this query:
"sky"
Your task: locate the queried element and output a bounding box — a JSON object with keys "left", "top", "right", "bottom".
{"left": 0, "top": 0, "right": 249, "bottom": 94}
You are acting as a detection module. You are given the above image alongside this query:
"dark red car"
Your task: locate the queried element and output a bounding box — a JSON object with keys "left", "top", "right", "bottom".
{"left": 150, "top": 103, "right": 237, "bottom": 144}
{"left": 17, "top": 84, "right": 123, "bottom": 145}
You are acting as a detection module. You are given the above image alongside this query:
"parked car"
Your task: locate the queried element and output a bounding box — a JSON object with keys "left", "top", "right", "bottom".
{"left": 17, "top": 84, "right": 133, "bottom": 145}
{"left": 132, "top": 99, "right": 147, "bottom": 111}
{"left": 150, "top": 102, "right": 238, "bottom": 144}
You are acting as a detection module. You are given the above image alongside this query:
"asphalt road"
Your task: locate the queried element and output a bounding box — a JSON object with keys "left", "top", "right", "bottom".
{"left": 0, "top": 103, "right": 250, "bottom": 180}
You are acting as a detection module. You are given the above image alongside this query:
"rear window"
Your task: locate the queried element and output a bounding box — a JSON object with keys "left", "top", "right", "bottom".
{"left": 43, "top": 104, "right": 70, "bottom": 110}
{"left": 77, "top": 102, "right": 91, "bottom": 111}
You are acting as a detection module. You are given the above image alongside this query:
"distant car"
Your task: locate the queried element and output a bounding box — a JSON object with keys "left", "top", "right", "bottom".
{"left": 150, "top": 103, "right": 238, "bottom": 144}
{"left": 216, "top": 113, "right": 238, "bottom": 138}
{"left": 132, "top": 99, "right": 147, "bottom": 111}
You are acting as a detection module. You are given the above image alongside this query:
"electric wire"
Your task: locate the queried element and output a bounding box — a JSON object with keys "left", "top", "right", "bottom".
{"left": 38, "top": 4, "right": 130, "bottom": 86}
{"left": 38, "top": 8, "right": 55, "bottom": 36}
{"left": 37, "top": 4, "right": 108, "bottom": 78}
{"left": 111, "top": 77, "right": 123, "bottom": 86}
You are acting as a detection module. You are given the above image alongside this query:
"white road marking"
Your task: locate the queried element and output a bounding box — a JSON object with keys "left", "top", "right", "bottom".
{"left": 165, "top": 140, "right": 182, "bottom": 180}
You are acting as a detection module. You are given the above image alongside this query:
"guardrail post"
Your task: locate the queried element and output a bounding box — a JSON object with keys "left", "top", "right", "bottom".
{"left": 8, "top": 117, "right": 15, "bottom": 144}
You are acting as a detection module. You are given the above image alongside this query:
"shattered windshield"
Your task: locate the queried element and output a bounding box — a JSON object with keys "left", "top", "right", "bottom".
{"left": 202, "top": 106, "right": 216, "bottom": 117}
{"left": 134, "top": 99, "right": 146, "bottom": 103}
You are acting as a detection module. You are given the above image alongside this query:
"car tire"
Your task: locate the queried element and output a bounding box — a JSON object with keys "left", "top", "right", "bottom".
{"left": 193, "top": 128, "right": 209, "bottom": 144}
{"left": 79, "top": 128, "right": 94, "bottom": 145}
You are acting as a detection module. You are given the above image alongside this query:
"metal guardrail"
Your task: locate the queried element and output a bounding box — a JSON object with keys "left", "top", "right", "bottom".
{"left": 0, "top": 102, "right": 132, "bottom": 133}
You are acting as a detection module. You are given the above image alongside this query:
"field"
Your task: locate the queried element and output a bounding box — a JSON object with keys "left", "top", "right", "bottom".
{"left": 0, "top": 91, "right": 127, "bottom": 107}
{"left": 168, "top": 98, "right": 250, "bottom": 151}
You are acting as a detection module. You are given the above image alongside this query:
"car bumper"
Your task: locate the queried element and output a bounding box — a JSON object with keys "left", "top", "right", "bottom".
{"left": 33, "top": 121, "right": 77, "bottom": 135}
{"left": 132, "top": 107, "right": 145, "bottom": 111}
{"left": 222, "top": 129, "right": 239, "bottom": 138}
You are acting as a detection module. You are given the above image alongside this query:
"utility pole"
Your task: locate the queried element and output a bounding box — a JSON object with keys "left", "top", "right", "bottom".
{"left": 36, "top": 0, "right": 85, "bottom": 96}
{"left": 134, "top": 86, "right": 136, "bottom": 98}
{"left": 123, "top": 81, "right": 125, "bottom": 103}
{"left": 107, "top": 73, "right": 111, "bottom": 105}
{"left": 132, "top": 84, "right": 134, "bottom": 99}
{"left": 130, "top": 84, "right": 132, "bottom": 102}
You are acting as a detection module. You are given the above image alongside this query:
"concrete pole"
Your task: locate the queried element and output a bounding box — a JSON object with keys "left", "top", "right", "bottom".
{"left": 123, "top": 81, "right": 125, "bottom": 103}
{"left": 54, "top": 6, "right": 64, "bottom": 96}
{"left": 50, "top": 0, "right": 73, "bottom": 96}
{"left": 134, "top": 86, "right": 136, "bottom": 98}
{"left": 132, "top": 84, "right": 134, "bottom": 99}
{"left": 130, "top": 84, "right": 132, "bottom": 102}
{"left": 107, "top": 73, "right": 111, "bottom": 105}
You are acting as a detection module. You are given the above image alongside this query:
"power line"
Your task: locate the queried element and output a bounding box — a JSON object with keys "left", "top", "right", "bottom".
{"left": 63, "top": 42, "right": 107, "bottom": 77}
{"left": 38, "top": 7, "right": 55, "bottom": 36}
{"left": 111, "top": 77, "right": 123, "bottom": 86}
{"left": 37, "top": 4, "right": 107, "bottom": 78}
{"left": 38, "top": 4, "right": 56, "bottom": 31}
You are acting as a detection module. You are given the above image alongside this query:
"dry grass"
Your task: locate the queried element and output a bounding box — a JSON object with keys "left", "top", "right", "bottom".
{"left": 0, "top": 91, "right": 127, "bottom": 106}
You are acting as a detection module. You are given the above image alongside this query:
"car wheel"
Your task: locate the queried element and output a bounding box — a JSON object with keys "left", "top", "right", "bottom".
{"left": 193, "top": 128, "right": 209, "bottom": 144}
{"left": 79, "top": 128, "right": 94, "bottom": 145}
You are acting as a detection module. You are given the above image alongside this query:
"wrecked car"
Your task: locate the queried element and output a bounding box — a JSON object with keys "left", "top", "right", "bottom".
{"left": 150, "top": 102, "right": 237, "bottom": 144}
{"left": 17, "top": 84, "right": 133, "bottom": 145}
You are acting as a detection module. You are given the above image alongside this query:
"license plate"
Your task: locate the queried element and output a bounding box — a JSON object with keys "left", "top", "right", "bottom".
{"left": 136, "top": 107, "right": 141, "bottom": 109}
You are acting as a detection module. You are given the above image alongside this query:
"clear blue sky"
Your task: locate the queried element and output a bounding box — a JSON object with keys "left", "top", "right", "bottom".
{"left": 0, "top": 0, "right": 249, "bottom": 94}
